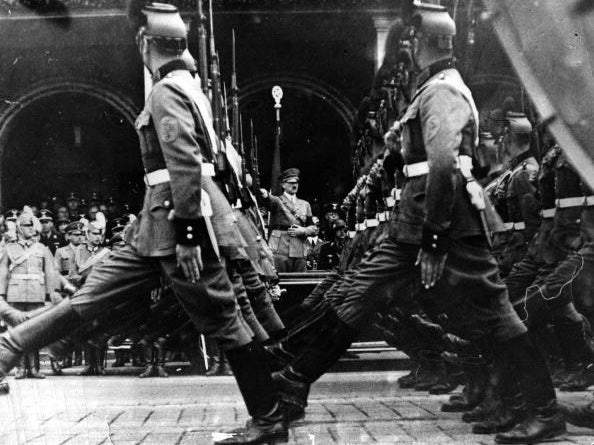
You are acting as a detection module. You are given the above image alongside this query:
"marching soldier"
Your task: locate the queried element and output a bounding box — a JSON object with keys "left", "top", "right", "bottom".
{"left": 272, "top": 4, "right": 564, "bottom": 444}
{"left": 39, "top": 210, "right": 66, "bottom": 255}
{"left": 487, "top": 112, "right": 540, "bottom": 275}
{"left": 0, "top": 4, "right": 286, "bottom": 444}
{"left": 260, "top": 168, "right": 318, "bottom": 272}
{"left": 0, "top": 210, "right": 57, "bottom": 379}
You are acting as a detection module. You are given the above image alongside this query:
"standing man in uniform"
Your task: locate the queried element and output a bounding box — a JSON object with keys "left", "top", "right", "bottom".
{"left": 272, "top": 4, "right": 564, "bottom": 444}
{"left": 261, "top": 168, "right": 318, "bottom": 272}
{"left": 39, "top": 210, "right": 66, "bottom": 255}
{"left": 66, "top": 193, "right": 81, "bottom": 222}
{"left": 0, "top": 210, "right": 57, "bottom": 379}
{"left": 0, "top": 4, "right": 286, "bottom": 444}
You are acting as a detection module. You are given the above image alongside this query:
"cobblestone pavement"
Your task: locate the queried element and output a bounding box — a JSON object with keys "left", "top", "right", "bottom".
{"left": 0, "top": 370, "right": 592, "bottom": 444}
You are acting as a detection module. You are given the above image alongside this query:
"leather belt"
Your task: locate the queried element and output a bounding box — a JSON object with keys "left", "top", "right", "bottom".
{"left": 540, "top": 208, "right": 556, "bottom": 219}
{"left": 11, "top": 273, "right": 44, "bottom": 281}
{"left": 145, "top": 169, "right": 170, "bottom": 186}
{"left": 403, "top": 155, "right": 473, "bottom": 178}
{"left": 365, "top": 219, "right": 379, "bottom": 228}
{"left": 498, "top": 222, "right": 525, "bottom": 232}
{"left": 145, "top": 163, "right": 216, "bottom": 186}
{"left": 556, "top": 197, "right": 586, "bottom": 209}
{"left": 270, "top": 225, "right": 292, "bottom": 231}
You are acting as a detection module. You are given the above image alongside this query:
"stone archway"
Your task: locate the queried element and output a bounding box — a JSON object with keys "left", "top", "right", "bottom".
{"left": 0, "top": 79, "right": 141, "bottom": 207}
{"left": 239, "top": 73, "right": 357, "bottom": 136}
{"left": 238, "top": 73, "right": 357, "bottom": 204}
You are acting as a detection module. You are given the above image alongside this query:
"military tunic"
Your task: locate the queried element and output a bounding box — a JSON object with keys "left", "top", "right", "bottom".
{"left": 40, "top": 230, "right": 66, "bottom": 255}
{"left": 325, "top": 65, "right": 525, "bottom": 345}
{"left": 66, "top": 60, "right": 252, "bottom": 351}
{"left": 0, "top": 240, "right": 56, "bottom": 304}
{"left": 265, "top": 193, "right": 318, "bottom": 272}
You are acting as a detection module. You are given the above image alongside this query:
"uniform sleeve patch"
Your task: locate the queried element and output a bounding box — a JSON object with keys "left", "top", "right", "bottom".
{"left": 160, "top": 117, "right": 179, "bottom": 142}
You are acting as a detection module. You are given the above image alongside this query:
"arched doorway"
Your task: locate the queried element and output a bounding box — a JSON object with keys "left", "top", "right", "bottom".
{"left": 0, "top": 82, "right": 143, "bottom": 212}
{"left": 240, "top": 75, "right": 357, "bottom": 213}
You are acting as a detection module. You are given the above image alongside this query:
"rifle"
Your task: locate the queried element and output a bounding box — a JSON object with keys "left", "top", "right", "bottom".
{"left": 231, "top": 29, "right": 240, "bottom": 148}
{"left": 196, "top": 0, "right": 209, "bottom": 94}
{"left": 207, "top": 0, "right": 227, "bottom": 175}
{"left": 251, "top": 120, "right": 261, "bottom": 194}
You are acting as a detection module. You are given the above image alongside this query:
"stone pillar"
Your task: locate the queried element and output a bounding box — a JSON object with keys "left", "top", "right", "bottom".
{"left": 372, "top": 15, "right": 396, "bottom": 72}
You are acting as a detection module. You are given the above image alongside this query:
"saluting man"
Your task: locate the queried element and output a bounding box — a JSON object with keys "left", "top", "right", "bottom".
{"left": 261, "top": 168, "right": 318, "bottom": 272}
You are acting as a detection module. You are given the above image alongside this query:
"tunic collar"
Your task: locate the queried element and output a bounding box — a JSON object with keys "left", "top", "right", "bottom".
{"left": 155, "top": 59, "right": 188, "bottom": 82}
{"left": 415, "top": 58, "right": 455, "bottom": 89}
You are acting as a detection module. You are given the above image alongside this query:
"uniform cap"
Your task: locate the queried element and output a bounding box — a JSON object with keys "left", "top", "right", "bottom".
{"left": 505, "top": 111, "right": 532, "bottom": 134}
{"left": 279, "top": 168, "right": 300, "bottom": 182}
{"left": 4, "top": 209, "right": 18, "bottom": 222}
{"left": 65, "top": 221, "right": 85, "bottom": 235}
{"left": 17, "top": 209, "right": 41, "bottom": 233}
{"left": 67, "top": 192, "right": 80, "bottom": 203}
{"left": 39, "top": 210, "right": 54, "bottom": 221}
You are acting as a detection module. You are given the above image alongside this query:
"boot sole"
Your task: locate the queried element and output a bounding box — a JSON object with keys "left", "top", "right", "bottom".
{"left": 494, "top": 427, "right": 566, "bottom": 444}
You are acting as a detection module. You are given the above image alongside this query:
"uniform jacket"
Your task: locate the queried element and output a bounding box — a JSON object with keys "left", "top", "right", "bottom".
{"left": 40, "top": 230, "right": 65, "bottom": 255}
{"left": 0, "top": 240, "right": 56, "bottom": 303}
{"left": 73, "top": 244, "right": 111, "bottom": 285}
{"left": 54, "top": 244, "right": 77, "bottom": 276}
{"left": 548, "top": 151, "right": 583, "bottom": 258}
{"left": 393, "top": 67, "right": 500, "bottom": 244}
{"left": 505, "top": 153, "right": 540, "bottom": 240}
{"left": 265, "top": 193, "right": 317, "bottom": 258}
{"left": 125, "top": 59, "right": 243, "bottom": 257}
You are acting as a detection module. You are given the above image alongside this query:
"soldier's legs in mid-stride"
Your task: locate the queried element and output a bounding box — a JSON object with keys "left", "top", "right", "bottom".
{"left": 273, "top": 237, "right": 417, "bottom": 419}
{"left": 235, "top": 259, "right": 286, "bottom": 341}
{"left": 0, "top": 246, "right": 162, "bottom": 384}
{"left": 227, "top": 262, "right": 270, "bottom": 343}
{"left": 162, "top": 258, "right": 287, "bottom": 444}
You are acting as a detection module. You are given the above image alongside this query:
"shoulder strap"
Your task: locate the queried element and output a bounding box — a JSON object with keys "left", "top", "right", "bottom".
{"left": 414, "top": 71, "right": 480, "bottom": 146}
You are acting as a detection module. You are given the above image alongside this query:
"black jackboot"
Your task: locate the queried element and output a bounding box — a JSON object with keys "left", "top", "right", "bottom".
{"left": 0, "top": 299, "right": 80, "bottom": 387}
{"left": 441, "top": 364, "right": 487, "bottom": 413}
{"left": 214, "top": 342, "right": 287, "bottom": 445}
{"left": 273, "top": 315, "right": 356, "bottom": 422}
{"left": 28, "top": 352, "right": 45, "bottom": 379}
{"left": 556, "top": 321, "right": 594, "bottom": 391}
{"left": 494, "top": 334, "right": 566, "bottom": 444}
{"left": 559, "top": 401, "right": 594, "bottom": 429}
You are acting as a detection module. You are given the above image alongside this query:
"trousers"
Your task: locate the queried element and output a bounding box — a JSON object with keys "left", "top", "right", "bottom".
{"left": 331, "top": 235, "right": 526, "bottom": 344}
{"left": 70, "top": 244, "right": 252, "bottom": 351}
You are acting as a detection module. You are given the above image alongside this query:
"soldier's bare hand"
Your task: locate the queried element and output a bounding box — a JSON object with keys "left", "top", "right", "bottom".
{"left": 288, "top": 226, "right": 305, "bottom": 237}
{"left": 176, "top": 244, "right": 203, "bottom": 283}
{"left": 415, "top": 249, "right": 447, "bottom": 289}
